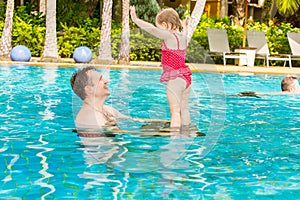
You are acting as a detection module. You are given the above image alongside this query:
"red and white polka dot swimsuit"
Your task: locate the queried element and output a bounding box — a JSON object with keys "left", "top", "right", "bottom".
{"left": 160, "top": 33, "right": 192, "bottom": 88}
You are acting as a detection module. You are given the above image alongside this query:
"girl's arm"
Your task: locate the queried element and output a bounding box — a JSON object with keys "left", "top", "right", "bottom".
{"left": 182, "top": 17, "right": 189, "bottom": 36}
{"left": 130, "top": 6, "right": 170, "bottom": 40}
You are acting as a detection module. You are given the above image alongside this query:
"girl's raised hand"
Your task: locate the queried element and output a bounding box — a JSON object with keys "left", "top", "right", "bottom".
{"left": 182, "top": 17, "right": 189, "bottom": 27}
{"left": 129, "top": 6, "right": 137, "bottom": 21}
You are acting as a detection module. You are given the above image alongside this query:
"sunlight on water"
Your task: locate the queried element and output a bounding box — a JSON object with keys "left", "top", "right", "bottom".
{"left": 0, "top": 65, "right": 299, "bottom": 199}
{"left": 27, "top": 134, "right": 55, "bottom": 200}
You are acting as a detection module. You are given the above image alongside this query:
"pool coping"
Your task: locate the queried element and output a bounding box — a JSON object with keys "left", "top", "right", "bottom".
{"left": 1, "top": 58, "right": 300, "bottom": 75}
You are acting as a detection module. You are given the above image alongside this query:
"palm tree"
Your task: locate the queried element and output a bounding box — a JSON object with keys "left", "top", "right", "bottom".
{"left": 41, "top": 0, "right": 60, "bottom": 62}
{"left": 231, "top": 0, "right": 246, "bottom": 26}
{"left": 118, "top": 0, "right": 130, "bottom": 64}
{"left": 220, "top": 0, "right": 228, "bottom": 19}
{"left": 187, "top": 0, "right": 207, "bottom": 44}
{"left": 0, "top": 0, "right": 14, "bottom": 60}
{"left": 39, "top": 0, "right": 46, "bottom": 15}
{"left": 93, "top": 0, "right": 114, "bottom": 63}
{"left": 86, "top": 0, "right": 100, "bottom": 18}
{"left": 276, "top": 0, "right": 300, "bottom": 16}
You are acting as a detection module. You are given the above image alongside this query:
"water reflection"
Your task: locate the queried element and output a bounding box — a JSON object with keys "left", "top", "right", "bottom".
{"left": 77, "top": 131, "right": 212, "bottom": 198}
{"left": 77, "top": 136, "right": 128, "bottom": 199}
{"left": 27, "top": 134, "right": 55, "bottom": 200}
{"left": 78, "top": 136, "right": 128, "bottom": 165}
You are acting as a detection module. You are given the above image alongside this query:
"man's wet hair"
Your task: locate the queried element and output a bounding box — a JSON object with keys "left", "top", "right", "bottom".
{"left": 281, "top": 76, "right": 298, "bottom": 91}
{"left": 70, "top": 66, "right": 95, "bottom": 100}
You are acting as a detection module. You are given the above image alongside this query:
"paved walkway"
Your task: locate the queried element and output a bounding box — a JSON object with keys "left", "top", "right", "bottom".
{"left": 1, "top": 58, "right": 300, "bottom": 75}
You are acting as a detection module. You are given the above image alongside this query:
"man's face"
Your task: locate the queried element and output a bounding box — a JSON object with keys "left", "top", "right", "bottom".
{"left": 87, "top": 70, "right": 110, "bottom": 97}
{"left": 291, "top": 79, "right": 300, "bottom": 91}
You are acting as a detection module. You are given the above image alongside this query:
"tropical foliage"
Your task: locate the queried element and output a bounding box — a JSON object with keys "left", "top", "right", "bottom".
{"left": 276, "top": 0, "right": 300, "bottom": 16}
{"left": 1, "top": 11, "right": 300, "bottom": 65}
{"left": 129, "top": 0, "right": 160, "bottom": 24}
{"left": 1, "top": 1, "right": 300, "bottom": 65}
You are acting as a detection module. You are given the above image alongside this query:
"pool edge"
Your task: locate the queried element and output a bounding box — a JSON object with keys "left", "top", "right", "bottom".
{"left": 1, "top": 60, "right": 300, "bottom": 75}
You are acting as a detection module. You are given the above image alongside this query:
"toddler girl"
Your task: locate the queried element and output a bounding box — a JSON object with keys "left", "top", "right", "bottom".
{"left": 130, "top": 6, "right": 192, "bottom": 130}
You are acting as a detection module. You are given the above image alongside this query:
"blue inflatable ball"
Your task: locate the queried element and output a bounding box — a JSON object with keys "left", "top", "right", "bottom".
{"left": 73, "top": 46, "right": 93, "bottom": 63}
{"left": 10, "top": 45, "right": 31, "bottom": 62}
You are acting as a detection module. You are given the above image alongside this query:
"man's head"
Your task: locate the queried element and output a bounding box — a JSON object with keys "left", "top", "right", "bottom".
{"left": 281, "top": 76, "right": 300, "bottom": 92}
{"left": 70, "top": 67, "right": 109, "bottom": 100}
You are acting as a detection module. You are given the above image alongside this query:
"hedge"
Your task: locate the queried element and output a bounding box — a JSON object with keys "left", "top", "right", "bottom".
{"left": 1, "top": 14, "right": 300, "bottom": 65}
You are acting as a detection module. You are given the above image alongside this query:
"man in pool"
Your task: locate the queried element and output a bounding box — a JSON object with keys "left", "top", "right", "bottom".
{"left": 238, "top": 76, "right": 300, "bottom": 97}
{"left": 70, "top": 67, "right": 171, "bottom": 136}
{"left": 281, "top": 76, "right": 300, "bottom": 94}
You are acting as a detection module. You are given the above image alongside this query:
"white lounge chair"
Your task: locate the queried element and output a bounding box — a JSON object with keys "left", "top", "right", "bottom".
{"left": 247, "top": 30, "right": 292, "bottom": 68}
{"left": 287, "top": 32, "right": 300, "bottom": 64}
{"left": 205, "top": 28, "right": 247, "bottom": 66}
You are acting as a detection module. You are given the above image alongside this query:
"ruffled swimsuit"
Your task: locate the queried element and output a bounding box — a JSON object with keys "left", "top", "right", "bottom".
{"left": 160, "top": 33, "right": 192, "bottom": 88}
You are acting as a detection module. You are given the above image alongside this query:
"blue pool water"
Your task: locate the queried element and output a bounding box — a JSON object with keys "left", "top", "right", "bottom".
{"left": 0, "top": 65, "right": 299, "bottom": 199}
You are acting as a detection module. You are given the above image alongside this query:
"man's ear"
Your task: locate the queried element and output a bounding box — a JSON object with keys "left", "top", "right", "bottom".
{"left": 84, "top": 85, "right": 93, "bottom": 95}
{"left": 287, "top": 87, "right": 293, "bottom": 92}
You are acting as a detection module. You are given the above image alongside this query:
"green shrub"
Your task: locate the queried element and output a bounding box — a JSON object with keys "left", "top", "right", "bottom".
{"left": 15, "top": 3, "right": 46, "bottom": 27}
{"left": 0, "top": 2, "right": 6, "bottom": 21}
{"left": 12, "top": 16, "right": 45, "bottom": 57}
{"left": 129, "top": 30, "right": 161, "bottom": 61}
{"left": 56, "top": 0, "right": 93, "bottom": 30}
{"left": 130, "top": 0, "right": 160, "bottom": 25}
{"left": 0, "top": 21, "right": 3, "bottom": 36}
{"left": 57, "top": 23, "right": 100, "bottom": 58}
{"left": 1, "top": 11, "right": 300, "bottom": 65}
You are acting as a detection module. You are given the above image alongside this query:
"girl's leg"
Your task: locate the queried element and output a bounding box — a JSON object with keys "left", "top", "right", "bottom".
{"left": 180, "top": 85, "right": 191, "bottom": 126}
{"left": 166, "top": 78, "right": 186, "bottom": 128}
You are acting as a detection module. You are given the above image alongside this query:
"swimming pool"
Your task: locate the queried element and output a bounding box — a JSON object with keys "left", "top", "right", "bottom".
{"left": 0, "top": 65, "right": 299, "bottom": 199}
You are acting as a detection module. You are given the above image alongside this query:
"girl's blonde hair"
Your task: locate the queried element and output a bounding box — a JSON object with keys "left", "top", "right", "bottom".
{"left": 156, "top": 8, "right": 182, "bottom": 31}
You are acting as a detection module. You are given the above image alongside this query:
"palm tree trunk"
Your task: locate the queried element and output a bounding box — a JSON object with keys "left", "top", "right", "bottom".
{"left": 39, "top": 0, "right": 46, "bottom": 15}
{"left": 85, "top": 0, "right": 100, "bottom": 18}
{"left": 187, "top": 0, "right": 207, "bottom": 44}
{"left": 269, "top": 0, "right": 278, "bottom": 19}
{"left": 118, "top": 0, "right": 130, "bottom": 64}
{"left": 0, "top": 0, "right": 14, "bottom": 59}
{"left": 95, "top": 0, "right": 114, "bottom": 63}
{"left": 220, "top": 0, "right": 228, "bottom": 19}
{"left": 232, "top": 0, "right": 246, "bottom": 26}
{"left": 42, "top": 0, "right": 59, "bottom": 62}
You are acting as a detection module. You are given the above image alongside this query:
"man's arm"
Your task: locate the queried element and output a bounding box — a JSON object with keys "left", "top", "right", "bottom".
{"left": 107, "top": 106, "right": 169, "bottom": 123}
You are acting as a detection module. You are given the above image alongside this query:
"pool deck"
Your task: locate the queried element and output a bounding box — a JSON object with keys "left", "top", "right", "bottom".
{"left": 1, "top": 58, "right": 300, "bottom": 75}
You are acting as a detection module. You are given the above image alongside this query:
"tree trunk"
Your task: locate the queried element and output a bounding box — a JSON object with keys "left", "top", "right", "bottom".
{"left": 269, "top": 0, "right": 278, "bottom": 19}
{"left": 42, "top": 0, "right": 60, "bottom": 62}
{"left": 118, "top": 0, "right": 130, "bottom": 64}
{"left": 94, "top": 0, "right": 113, "bottom": 63}
{"left": 0, "top": 0, "right": 14, "bottom": 59}
{"left": 232, "top": 0, "right": 246, "bottom": 26}
{"left": 187, "top": 0, "right": 207, "bottom": 44}
{"left": 39, "top": 0, "right": 46, "bottom": 15}
{"left": 220, "top": 0, "right": 228, "bottom": 19}
{"left": 85, "top": 0, "right": 100, "bottom": 18}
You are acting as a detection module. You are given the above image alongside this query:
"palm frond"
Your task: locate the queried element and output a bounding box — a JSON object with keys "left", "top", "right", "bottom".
{"left": 277, "top": 0, "right": 300, "bottom": 16}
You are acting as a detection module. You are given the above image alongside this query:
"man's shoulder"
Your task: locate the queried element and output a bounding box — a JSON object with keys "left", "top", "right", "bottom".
{"left": 76, "top": 109, "right": 106, "bottom": 128}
